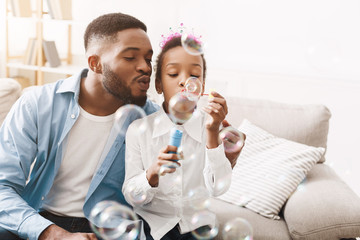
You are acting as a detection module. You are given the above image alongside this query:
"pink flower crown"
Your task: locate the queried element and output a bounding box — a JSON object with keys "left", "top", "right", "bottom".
{"left": 159, "top": 23, "right": 203, "bottom": 49}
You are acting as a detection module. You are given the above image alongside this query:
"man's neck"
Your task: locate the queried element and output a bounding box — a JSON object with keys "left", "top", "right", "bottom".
{"left": 78, "top": 76, "right": 124, "bottom": 116}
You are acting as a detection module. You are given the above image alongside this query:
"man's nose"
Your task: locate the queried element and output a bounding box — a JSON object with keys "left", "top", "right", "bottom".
{"left": 136, "top": 59, "right": 151, "bottom": 75}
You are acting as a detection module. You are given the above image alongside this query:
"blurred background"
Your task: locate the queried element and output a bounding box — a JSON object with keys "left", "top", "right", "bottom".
{"left": 1, "top": 0, "right": 359, "bottom": 196}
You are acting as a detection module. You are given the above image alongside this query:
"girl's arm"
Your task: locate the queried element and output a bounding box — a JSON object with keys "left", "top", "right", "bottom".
{"left": 202, "top": 91, "right": 228, "bottom": 149}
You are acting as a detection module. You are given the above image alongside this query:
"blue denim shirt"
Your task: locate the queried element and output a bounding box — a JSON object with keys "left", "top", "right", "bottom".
{"left": 0, "top": 69, "right": 160, "bottom": 240}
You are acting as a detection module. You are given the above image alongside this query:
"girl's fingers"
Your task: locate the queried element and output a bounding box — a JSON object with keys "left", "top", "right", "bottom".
{"left": 208, "top": 92, "right": 228, "bottom": 114}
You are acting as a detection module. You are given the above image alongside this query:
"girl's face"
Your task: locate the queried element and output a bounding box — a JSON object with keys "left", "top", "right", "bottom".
{"left": 156, "top": 46, "right": 204, "bottom": 112}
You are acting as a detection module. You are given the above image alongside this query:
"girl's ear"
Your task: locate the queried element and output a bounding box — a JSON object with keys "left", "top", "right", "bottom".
{"left": 155, "top": 78, "right": 163, "bottom": 94}
{"left": 201, "top": 81, "right": 205, "bottom": 95}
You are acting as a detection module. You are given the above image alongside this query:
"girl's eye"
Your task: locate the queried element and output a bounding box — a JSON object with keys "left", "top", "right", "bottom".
{"left": 168, "top": 73, "right": 178, "bottom": 77}
{"left": 191, "top": 75, "right": 200, "bottom": 78}
{"left": 146, "top": 59, "right": 152, "bottom": 64}
{"left": 124, "top": 57, "right": 135, "bottom": 61}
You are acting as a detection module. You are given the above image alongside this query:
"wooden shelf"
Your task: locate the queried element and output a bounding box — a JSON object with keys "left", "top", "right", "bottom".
{"left": 6, "top": 61, "right": 84, "bottom": 75}
{"left": 6, "top": 62, "right": 39, "bottom": 71}
{"left": 40, "top": 64, "right": 84, "bottom": 75}
{"left": 5, "top": 0, "right": 76, "bottom": 85}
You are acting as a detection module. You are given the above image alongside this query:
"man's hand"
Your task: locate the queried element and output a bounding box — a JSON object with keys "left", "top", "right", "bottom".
{"left": 39, "top": 224, "right": 98, "bottom": 240}
{"left": 146, "top": 145, "right": 181, "bottom": 187}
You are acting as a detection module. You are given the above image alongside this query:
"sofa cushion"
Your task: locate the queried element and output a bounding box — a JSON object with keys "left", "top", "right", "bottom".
{"left": 223, "top": 97, "right": 331, "bottom": 163}
{"left": 0, "top": 78, "right": 21, "bottom": 125}
{"left": 217, "top": 119, "right": 325, "bottom": 220}
{"left": 209, "top": 198, "right": 292, "bottom": 240}
{"left": 284, "top": 164, "right": 360, "bottom": 240}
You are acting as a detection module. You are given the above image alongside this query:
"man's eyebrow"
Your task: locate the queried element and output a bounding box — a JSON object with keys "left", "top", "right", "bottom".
{"left": 121, "top": 47, "right": 153, "bottom": 55}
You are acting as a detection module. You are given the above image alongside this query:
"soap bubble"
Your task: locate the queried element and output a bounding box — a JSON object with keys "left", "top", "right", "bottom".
{"left": 213, "top": 175, "right": 231, "bottom": 194}
{"left": 176, "top": 146, "right": 184, "bottom": 161}
{"left": 158, "top": 161, "right": 180, "bottom": 176}
{"left": 114, "top": 104, "right": 147, "bottom": 136}
{"left": 181, "top": 32, "right": 204, "bottom": 56}
{"left": 184, "top": 77, "right": 203, "bottom": 100}
{"left": 186, "top": 186, "right": 211, "bottom": 210}
{"left": 219, "top": 126, "right": 245, "bottom": 153}
{"left": 169, "top": 92, "right": 197, "bottom": 124}
{"left": 127, "top": 185, "right": 147, "bottom": 206}
{"left": 191, "top": 210, "right": 219, "bottom": 239}
{"left": 89, "top": 200, "right": 140, "bottom": 240}
{"left": 222, "top": 218, "right": 253, "bottom": 240}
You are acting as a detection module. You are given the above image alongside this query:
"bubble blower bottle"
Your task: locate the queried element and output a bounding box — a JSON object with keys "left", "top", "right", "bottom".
{"left": 168, "top": 128, "right": 183, "bottom": 167}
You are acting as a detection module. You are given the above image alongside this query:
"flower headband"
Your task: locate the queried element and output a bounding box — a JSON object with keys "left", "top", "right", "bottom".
{"left": 159, "top": 23, "right": 203, "bottom": 50}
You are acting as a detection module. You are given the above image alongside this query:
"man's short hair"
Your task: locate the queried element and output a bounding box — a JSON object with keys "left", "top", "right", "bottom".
{"left": 84, "top": 12, "right": 147, "bottom": 51}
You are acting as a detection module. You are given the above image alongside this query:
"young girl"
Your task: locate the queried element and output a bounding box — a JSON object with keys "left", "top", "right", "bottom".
{"left": 123, "top": 35, "right": 234, "bottom": 240}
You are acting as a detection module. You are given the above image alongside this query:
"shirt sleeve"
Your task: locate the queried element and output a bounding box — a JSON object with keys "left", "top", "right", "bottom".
{"left": 0, "top": 94, "right": 53, "bottom": 240}
{"left": 122, "top": 120, "right": 159, "bottom": 206}
{"left": 203, "top": 143, "right": 232, "bottom": 197}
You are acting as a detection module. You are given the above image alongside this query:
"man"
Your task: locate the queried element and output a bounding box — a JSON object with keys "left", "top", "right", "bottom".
{"left": 0, "top": 13, "right": 159, "bottom": 240}
{"left": 0, "top": 12, "right": 241, "bottom": 240}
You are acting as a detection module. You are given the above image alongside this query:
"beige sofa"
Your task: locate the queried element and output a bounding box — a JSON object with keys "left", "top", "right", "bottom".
{"left": 210, "top": 97, "right": 360, "bottom": 240}
{"left": 0, "top": 78, "right": 22, "bottom": 125}
{"left": 1, "top": 78, "right": 360, "bottom": 240}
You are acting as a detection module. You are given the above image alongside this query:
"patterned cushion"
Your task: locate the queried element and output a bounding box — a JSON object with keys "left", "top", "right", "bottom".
{"left": 218, "top": 119, "right": 325, "bottom": 219}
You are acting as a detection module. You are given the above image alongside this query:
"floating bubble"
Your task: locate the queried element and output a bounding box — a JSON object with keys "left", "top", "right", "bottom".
{"left": 219, "top": 126, "right": 245, "bottom": 153}
{"left": 181, "top": 32, "right": 204, "bottom": 56}
{"left": 169, "top": 92, "right": 197, "bottom": 124}
{"left": 186, "top": 187, "right": 211, "bottom": 210}
{"left": 184, "top": 77, "right": 203, "bottom": 100}
{"left": 214, "top": 175, "right": 231, "bottom": 194}
{"left": 158, "top": 161, "right": 179, "bottom": 176}
{"left": 127, "top": 185, "right": 147, "bottom": 206}
{"left": 89, "top": 200, "right": 140, "bottom": 240}
{"left": 114, "top": 104, "right": 147, "bottom": 137}
{"left": 191, "top": 210, "right": 219, "bottom": 239}
{"left": 177, "top": 146, "right": 184, "bottom": 161}
{"left": 222, "top": 217, "right": 253, "bottom": 240}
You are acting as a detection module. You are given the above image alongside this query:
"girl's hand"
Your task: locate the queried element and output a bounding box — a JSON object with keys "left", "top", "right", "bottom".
{"left": 203, "top": 91, "right": 228, "bottom": 131}
{"left": 221, "top": 120, "right": 246, "bottom": 168}
{"left": 146, "top": 145, "right": 181, "bottom": 187}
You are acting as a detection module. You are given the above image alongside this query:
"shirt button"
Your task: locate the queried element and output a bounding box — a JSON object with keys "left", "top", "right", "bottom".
{"left": 71, "top": 114, "right": 75, "bottom": 119}
{"left": 41, "top": 196, "right": 44, "bottom": 200}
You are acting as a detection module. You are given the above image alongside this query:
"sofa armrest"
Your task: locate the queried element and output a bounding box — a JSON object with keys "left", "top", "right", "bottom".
{"left": 283, "top": 163, "right": 360, "bottom": 240}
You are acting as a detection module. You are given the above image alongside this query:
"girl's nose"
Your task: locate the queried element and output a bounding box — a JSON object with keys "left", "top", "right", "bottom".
{"left": 179, "top": 79, "right": 186, "bottom": 88}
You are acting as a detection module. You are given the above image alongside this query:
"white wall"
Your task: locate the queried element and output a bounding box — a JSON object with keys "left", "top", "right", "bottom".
{"left": 1, "top": 0, "right": 360, "bottom": 196}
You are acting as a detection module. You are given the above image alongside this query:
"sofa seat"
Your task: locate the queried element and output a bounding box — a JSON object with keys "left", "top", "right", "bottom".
{"left": 210, "top": 197, "right": 292, "bottom": 240}
{"left": 0, "top": 78, "right": 22, "bottom": 125}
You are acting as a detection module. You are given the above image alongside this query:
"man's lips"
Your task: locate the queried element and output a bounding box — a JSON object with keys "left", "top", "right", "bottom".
{"left": 136, "top": 75, "right": 150, "bottom": 91}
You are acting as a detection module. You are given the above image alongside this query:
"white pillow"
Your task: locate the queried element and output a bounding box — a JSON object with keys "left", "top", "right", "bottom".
{"left": 217, "top": 119, "right": 325, "bottom": 220}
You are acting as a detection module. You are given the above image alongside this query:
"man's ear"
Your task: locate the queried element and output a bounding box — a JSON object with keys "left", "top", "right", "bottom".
{"left": 155, "top": 78, "right": 163, "bottom": 94}
{"left": 88, "top": 55, "right": 102, "bottom": 74}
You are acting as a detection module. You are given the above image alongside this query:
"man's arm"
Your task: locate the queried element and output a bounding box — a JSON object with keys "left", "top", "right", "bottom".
{"left": 39, "top": 225, "right": 97, "bottom": 240}
{"left": 0, "top": 95, "right": 52, "bottom": 240}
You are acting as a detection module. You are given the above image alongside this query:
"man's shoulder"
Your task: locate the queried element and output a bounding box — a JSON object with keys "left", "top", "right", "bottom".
{"left": 143, "top": 99, "right": 160, "bottom": 115}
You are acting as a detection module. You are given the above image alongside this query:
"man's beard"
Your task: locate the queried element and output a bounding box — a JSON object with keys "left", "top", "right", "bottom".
{"left": 102, "top": 65, "right": 147, "bottom": 106}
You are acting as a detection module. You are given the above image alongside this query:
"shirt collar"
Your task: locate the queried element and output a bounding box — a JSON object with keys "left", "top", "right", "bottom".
{"left": 56, "top": 68, "right": 88, "bottom": 99}
{"left": 152, "top": 104, "right": 203, "bottom": 143}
